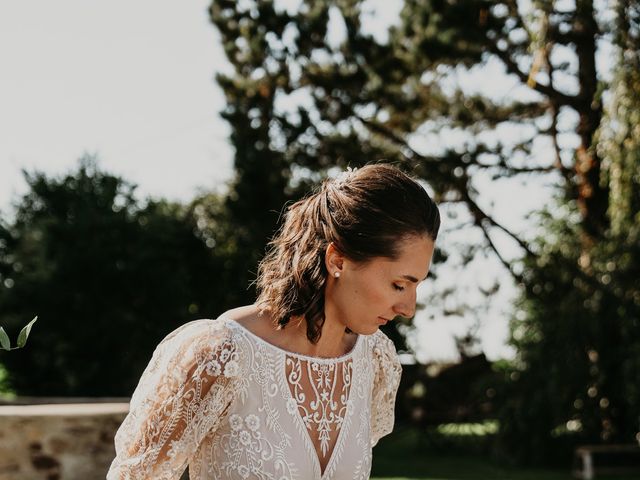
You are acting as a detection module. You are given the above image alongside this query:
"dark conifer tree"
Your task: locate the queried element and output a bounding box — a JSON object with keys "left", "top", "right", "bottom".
{"left": 208, "top": 0, "right": 640, "bottom": 461}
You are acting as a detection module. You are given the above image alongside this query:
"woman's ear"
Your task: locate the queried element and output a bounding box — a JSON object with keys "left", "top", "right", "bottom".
{"left": 325, "top": 242, "right": 344, "bottom": 277}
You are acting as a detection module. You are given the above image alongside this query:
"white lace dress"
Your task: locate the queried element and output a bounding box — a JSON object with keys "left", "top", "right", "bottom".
{"left": 107, "top": 314, "right": 402, "bottom": 480}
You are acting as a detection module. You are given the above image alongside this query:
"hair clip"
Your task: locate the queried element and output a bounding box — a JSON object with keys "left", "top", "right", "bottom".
{"left": 334, "top": 166, "right": 358, "bottom": 186}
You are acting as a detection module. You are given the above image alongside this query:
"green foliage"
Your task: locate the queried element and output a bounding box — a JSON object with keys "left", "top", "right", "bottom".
{"left": 208, "top": 0, "right": 640, "bottom": 465}
{"left": 496, "top": 217, "right": 640, "bottom": 464}
{"left": 494, "top": 2, "right": 640, "bottom": 465}
{"left": 207, "top": 0, "right": 594, "bottom": 210}
{"left": 0, "top": 157, "right": 230, "bottom": 396}
{"left": 597, "top": 2, "right": 640, "bottom": 237}
{"left": 369, "top": 426, "right": 637, "bottom": 479}
{"left": 0, "top": 316, "right": 37, "bottom": 351}
{"left": 205, "top": 0, "right": 609, "bottom": 359}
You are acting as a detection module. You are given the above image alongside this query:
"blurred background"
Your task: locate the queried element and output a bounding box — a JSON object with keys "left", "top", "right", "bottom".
{"left": 1, "top": 0, "right": 639, "bottom": 478}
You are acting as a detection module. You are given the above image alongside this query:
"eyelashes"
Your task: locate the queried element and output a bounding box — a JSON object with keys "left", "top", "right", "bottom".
{"left": 393, "top": 284, "right": 405, "bottom": 292}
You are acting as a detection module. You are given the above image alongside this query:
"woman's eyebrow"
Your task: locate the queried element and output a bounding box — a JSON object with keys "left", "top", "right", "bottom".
{"left": 402, "top": 274, "right": 428, "bottom": 283}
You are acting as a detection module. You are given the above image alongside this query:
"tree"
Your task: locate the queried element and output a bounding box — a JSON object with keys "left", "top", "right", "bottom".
{"left": 208, "top": 0, "right": 609, "bottom": 271}
{"left": 497, "top": 0, "right": 640, "bottom": 463}
{"left": 208, "top": 0, "right": 639, "bottom": 462}
{"left": 206, "top": 0, "right": 606, "bottom": 349}
{"left": 0, "top": 157, "right": 225, "bottom": 396}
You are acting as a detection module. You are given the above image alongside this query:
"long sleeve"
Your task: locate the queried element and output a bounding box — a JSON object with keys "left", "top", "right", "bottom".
{"left": 107, "top": 319, "right": 241, "bottom": 480}
{"left": 370, "top": 331, "right": 402, "bottom": 447}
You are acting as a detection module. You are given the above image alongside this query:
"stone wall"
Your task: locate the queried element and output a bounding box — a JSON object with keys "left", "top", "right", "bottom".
{"left": 0, "top": 400, "right": 129, "bottom": 480}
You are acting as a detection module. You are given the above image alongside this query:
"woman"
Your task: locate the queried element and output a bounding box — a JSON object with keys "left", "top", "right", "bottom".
{"left": 107, "top": 163, "right": 440, "bottom": 480}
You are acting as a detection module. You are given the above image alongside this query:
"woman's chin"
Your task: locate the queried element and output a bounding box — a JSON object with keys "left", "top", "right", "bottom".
{"left": 358, "top": 324, "right": 381, "bottom": 336}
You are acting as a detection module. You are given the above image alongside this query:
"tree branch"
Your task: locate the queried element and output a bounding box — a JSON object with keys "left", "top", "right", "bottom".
{"left": 488, "top": 44, "right": 581, "bottom": 109}
{"left": 476, "top": 162, "right": 556, "bottom": 174}
{"left": 357, "top": 115, "right": 440, "bottom": 164}
{"left": 356, "top": 114, "right": 537, "bottom": 261}
{"left": 542, "top": 30, "right": 575, "bottom": 187}
{"left": 459, "top": 188, "right": 536, "bottom": 259}
{"left": 476, "top": 216, "right": 525, "bottom": 285}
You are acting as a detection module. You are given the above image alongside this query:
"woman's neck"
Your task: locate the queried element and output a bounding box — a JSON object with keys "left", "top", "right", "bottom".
{"left": 228, "top": 304, "right": 357, "bottom": 358}
{"left": 284, "top": 312, "right": 356, "bottom": 358}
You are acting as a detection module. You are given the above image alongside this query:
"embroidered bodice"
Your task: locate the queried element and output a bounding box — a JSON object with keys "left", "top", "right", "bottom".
{"left": 107, "top": 315, "right": 402, "bottom": 480}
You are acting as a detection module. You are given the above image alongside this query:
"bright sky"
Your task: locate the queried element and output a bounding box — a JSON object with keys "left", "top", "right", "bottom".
{"left": 0, "top": 0, "right": 235, "bottom": 212}
{"left": 0, "top": 0, "right": 564, "bottom": 363}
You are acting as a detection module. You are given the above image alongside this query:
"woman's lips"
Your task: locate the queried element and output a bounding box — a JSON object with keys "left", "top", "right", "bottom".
{"left": 378, "top": 317, "right": 389, "bottom": 325}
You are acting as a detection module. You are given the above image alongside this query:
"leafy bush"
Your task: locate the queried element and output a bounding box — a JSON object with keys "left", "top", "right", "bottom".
{"left": 0, "top": 158, "right": 230, "bottom": 396}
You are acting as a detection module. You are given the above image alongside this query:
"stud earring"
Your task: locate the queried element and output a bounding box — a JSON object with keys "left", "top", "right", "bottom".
{"left": 334, "top": 272, "right": 341, "bottom": 278}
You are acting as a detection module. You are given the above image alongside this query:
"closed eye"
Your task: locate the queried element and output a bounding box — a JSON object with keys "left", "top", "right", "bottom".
{"left": 393, "top": 284, "right": 405, "bottom": 292}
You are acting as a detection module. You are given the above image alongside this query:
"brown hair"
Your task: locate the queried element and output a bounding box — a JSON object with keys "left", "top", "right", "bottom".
{"left": 255, "top": 163, "right": 440, "bottom": 343}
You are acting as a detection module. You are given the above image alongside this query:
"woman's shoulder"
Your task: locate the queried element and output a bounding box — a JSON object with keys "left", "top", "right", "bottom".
{"left": 365, "top": 329, "right": 401, "bottom": 368}
{"left": 152, "top": 316, "right": 244, "bottom": 366}
{"left": 218, "top": 304, "right": 269, "bottom": 334}
{"left": 367, "top": 328, "right": 397, "bottom": 352}
{"left": 160, "top": 304, "right": 262, "bottom": 341}
{"left": 217, "top": 304, "right": 290, "bottom": 349}
{"left": 160, "top": 317, "right": 233, "bottom": 346}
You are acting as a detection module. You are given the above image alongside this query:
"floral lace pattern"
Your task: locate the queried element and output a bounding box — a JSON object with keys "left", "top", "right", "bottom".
{"left": 217, "top": 413, "right": 277, "bottom": 479}
{"left": 285, "top": 356, "right": 352, "bottom": 473}
{"left": 107, "top": 317, "right": 401, "bottom": 480}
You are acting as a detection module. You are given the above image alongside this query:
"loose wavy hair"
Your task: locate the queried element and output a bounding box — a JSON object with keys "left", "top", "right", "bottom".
{"left": 255, "top": 163, "right": 440, "bottom": 343}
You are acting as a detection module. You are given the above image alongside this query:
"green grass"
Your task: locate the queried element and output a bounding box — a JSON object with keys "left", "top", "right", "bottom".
{"left": 0, "top": 363, "right": 15, "bottom": 398}
{"left": 372, "top": 455, "right": 636, "bottom": 480}
{"left": 370, "top": 426, "right": 639, "bottom": 480}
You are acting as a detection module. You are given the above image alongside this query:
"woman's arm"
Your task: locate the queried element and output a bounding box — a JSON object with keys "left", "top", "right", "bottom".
{"left": 107, "top": 319, "right": 240, "bottom": 480}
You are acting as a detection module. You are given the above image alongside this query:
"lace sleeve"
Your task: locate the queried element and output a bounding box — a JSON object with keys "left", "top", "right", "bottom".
{"left": 370, "top": 331, "right": 402, "bottom": 447}
{"left": 107, "top": 319, "right": 240, "bottom": 480}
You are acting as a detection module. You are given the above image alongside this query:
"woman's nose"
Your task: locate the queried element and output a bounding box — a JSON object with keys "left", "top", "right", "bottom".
{"left": 393, "top": 298, "right": 416, "bottom": 319}
{"left": 394, "top": 306, "right": 415, "bottom": 318}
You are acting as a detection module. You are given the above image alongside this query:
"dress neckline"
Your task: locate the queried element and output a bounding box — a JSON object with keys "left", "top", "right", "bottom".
{"left": 220, "top": 315, "right": 362, "bottom": 363}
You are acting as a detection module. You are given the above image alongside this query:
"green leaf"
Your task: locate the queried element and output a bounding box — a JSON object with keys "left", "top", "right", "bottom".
{"left": 17, "top": 316, "right": 38, "bottom": 348}
{"left": 0, "top": 328, "right": 10, "bottom": 351}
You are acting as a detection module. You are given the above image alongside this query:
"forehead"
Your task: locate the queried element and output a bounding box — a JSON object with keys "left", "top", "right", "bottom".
{"left": 362, "top": 235, "right": 434, "bottom": 276}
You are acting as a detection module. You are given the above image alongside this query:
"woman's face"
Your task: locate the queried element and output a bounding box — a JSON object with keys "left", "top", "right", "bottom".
{"left": 325, "top": 234, "right": 435, "bottom": 335}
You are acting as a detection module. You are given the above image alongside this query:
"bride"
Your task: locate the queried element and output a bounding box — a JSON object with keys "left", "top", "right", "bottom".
{"left": 107, "top": 163, "right": 440, "bottom": 480}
